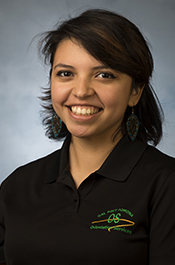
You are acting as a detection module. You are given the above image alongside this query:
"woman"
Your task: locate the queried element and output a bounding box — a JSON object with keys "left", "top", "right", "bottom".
{"left": 0, "top": 9, "right": 175, "bottom": 265}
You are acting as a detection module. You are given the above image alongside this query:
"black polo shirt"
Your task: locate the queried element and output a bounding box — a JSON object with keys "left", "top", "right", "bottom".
{"left": 0, "top": 135, "right": 175, "bottom": 265}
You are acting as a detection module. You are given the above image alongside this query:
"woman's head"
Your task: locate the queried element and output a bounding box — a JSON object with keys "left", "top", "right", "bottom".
{"left": 38, "top": 9, "right": 163, "bottom": 145}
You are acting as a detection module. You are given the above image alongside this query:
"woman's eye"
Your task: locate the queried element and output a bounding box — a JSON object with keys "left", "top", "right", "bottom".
{"left": 57, "top": 71, "right": 73, "bottom": 77}
{"left": 96, "top": 72, "right": 116, "bottom": 79}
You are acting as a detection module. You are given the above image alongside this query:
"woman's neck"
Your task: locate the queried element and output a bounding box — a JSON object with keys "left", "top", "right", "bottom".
{"left": 69, "top": 132, "right": 122, "bottom": 188}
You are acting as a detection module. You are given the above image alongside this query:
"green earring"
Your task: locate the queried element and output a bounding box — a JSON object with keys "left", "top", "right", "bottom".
{"left": 126, "top": 107, "right": 139, "bottom": 141}
{"left": 51, "top": 112, "right": 62, "bottom": 138}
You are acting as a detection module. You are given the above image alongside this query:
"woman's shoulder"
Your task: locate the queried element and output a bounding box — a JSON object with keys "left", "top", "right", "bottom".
{"left": 146, "top": 144, "right": 175, "bottom": 165}
{"left": 1, "top": 148, "right": 62, "bottom": 192}
{"left": 143, "top": 144, "right": 175, "bottom": 179}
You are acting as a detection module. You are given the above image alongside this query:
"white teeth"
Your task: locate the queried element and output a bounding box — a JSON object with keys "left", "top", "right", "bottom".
{"left": 72, "top": 106, "right": 76, "bottom": 113}
{"left": 86, "top": 108, "right": 91, "bottom": 115}
{"left": 70, "top": 106, "right": 100, "bottom": 116}
{"left": 82, "top": 108, "right": 87, "bottom": 115}
{"left": 77, "top": 107, "right": 81, "bottom": 114}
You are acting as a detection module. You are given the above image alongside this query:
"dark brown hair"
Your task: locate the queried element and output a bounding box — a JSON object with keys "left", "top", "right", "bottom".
{"left": 38, "top": 9, "right": 163, "bottom": 145}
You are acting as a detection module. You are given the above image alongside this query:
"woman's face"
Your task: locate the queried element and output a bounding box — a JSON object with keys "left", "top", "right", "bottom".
{"left": 51, "top": 39, "right": 142, "bottom": 141}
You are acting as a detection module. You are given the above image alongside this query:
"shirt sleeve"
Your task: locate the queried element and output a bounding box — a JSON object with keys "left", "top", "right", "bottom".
{"left": 0, "top": 184, "right": 6, "bottom": 263}
{"left": 149, "top": 170, "right": 175, "bottom": 265}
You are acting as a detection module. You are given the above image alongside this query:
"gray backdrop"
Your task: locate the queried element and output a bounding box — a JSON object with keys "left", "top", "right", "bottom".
{"left": 1, "top": 0, "right": 175, "bottom": 183}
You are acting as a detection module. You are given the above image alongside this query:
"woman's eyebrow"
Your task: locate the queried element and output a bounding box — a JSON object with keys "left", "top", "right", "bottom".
{"left": 92, "top": 65, "right": 110, "bottom": 70}
{"left": 54, "top": 63, "right": 110, "bottom": 71}
{"left": 54, "top": 63, "right": 75, "bottom": 70}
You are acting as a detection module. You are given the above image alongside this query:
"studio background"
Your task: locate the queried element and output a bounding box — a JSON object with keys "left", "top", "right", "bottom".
{"left": 0, "top": 0, "right": 175, "bottom": 183}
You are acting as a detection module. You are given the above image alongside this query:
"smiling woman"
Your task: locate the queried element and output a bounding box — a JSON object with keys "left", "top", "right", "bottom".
{"left": 50, "top": 38, "right": 139, "bottom": 142}
{"left": 38, "top": 9, "right": 162, "bottom": 145}
{"left": 0, "top": 9, "right": 175, "bottom": 265}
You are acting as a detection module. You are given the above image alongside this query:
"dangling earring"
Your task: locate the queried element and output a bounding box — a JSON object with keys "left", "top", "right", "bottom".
{"left": 126, "top": 107, "right": 139, "bottom": 141}
{"left": 51, "top": 112, "right": 62, "bottom": 138}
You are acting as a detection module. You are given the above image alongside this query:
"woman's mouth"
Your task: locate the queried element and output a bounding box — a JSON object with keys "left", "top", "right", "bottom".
{"left": 69, "top": 106, "right": 102, "bottom": 116}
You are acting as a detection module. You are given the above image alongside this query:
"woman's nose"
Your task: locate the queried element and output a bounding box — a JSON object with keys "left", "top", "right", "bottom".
{"left": 72, "top": 77, "right": 95, "bottom": 98}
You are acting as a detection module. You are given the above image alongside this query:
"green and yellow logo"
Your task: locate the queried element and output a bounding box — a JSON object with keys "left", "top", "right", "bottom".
{"left": 90, "top": 208, "right": 135, "bottom": 234}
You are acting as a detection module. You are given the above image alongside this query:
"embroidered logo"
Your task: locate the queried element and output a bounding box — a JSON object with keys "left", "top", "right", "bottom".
{"left": 90, "top": 208, "right": 135, "bottom": 234}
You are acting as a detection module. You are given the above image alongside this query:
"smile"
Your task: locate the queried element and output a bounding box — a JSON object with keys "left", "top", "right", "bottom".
{"left": 70, "top": 106, "right": 102, "bottom": 116}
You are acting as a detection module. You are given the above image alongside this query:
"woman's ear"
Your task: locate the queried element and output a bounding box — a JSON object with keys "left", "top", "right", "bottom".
{"left": 128, "top": 85, "right": 144, "bottom": 107}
